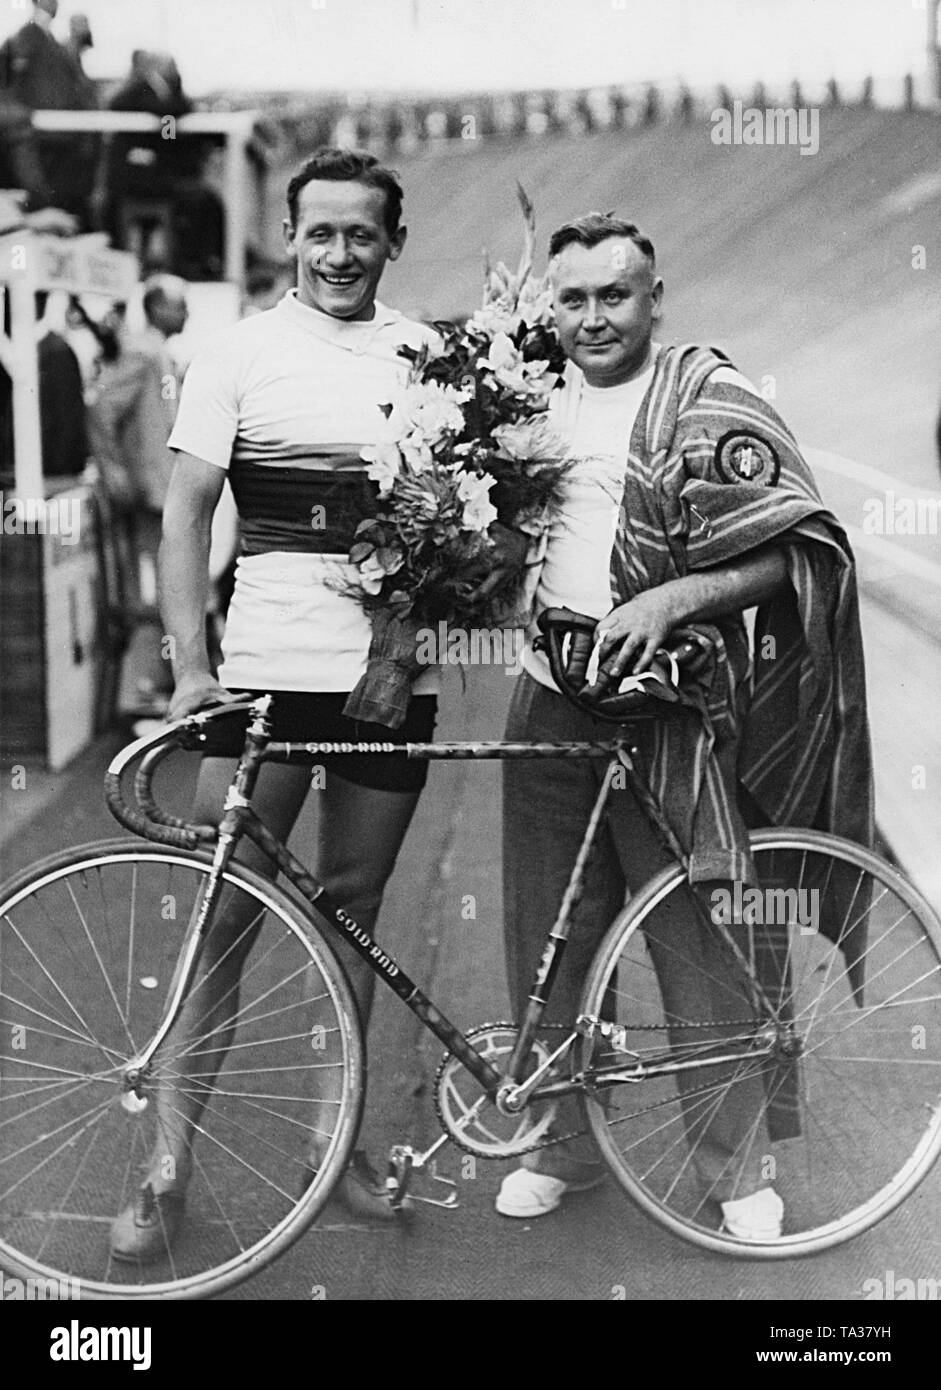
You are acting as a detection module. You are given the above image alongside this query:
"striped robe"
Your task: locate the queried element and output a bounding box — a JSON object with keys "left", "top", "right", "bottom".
{"left": 610, "top": 347, "right": 874, "bottom": 1029}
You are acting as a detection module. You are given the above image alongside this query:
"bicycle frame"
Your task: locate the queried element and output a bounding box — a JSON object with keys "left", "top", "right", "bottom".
{"left": 110, "top": 695, "right": 780, "bottom": 1108}
{"left": 110, "top": 697, "right": 638, "bottom": 1098}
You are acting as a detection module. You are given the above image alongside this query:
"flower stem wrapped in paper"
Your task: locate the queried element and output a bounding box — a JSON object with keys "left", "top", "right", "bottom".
{"left": 341, "top": 186, "right": 572, "bottom": 728}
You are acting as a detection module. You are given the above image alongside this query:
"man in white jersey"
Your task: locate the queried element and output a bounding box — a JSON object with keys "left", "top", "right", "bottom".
{"left": 111, "top": 150, "right": 439, "bottom": 1261}
{"left": 498, "top": 214, "right": 797, "bottom": 1240}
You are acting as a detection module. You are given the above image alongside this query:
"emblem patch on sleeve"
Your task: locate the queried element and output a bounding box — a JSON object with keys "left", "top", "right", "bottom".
{"left": 714, "top": 431, "right": 780, "bottom": 486}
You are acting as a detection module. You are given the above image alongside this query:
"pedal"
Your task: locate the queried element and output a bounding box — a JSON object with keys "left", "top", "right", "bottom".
{"left": 386, "top": 1144, "right": 459, "bottom": 1211}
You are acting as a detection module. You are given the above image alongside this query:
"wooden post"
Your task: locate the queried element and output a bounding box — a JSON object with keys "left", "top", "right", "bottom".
{"left": 224, "top": 125, "right": 249, "bottom": 287}
{"left": 3, "top": 236, "right": 43, "bottom": 500}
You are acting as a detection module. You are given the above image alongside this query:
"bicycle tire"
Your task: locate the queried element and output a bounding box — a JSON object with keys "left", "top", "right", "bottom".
{"left": 579, "top": 828, "right": 941, "bottom": 1258}
{"left": 0, "top": 838, "right": 364, "bottom": 1299}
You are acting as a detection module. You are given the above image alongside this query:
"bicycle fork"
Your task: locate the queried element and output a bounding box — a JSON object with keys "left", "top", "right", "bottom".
{"left": 121, "top": 700, "right": 273, "bottom": 1098}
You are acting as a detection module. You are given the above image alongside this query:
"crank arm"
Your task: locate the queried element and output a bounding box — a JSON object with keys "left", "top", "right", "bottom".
{"left": 501, "top": 1031, "right": 578, "bottom": 1110}
{"left": 386, "top": 1143, "right": 459, "bottom": 1211}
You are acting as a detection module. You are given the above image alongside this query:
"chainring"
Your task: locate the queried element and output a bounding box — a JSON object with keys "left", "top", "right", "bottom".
{"left": 433, "top": 1022, "right": 563, "bottom": 1159}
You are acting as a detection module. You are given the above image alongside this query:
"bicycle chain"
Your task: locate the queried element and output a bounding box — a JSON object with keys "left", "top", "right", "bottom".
{"left": 522, "top": 1030, "right": 771, "bottom": 1152}
{"left": 433, "top": 1019, "right": 765, "bottom": 1157}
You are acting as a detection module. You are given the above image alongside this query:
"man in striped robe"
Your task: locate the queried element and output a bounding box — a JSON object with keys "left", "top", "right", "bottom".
{"left": 499, "top": 213, "right": 874, "bottom": 1238}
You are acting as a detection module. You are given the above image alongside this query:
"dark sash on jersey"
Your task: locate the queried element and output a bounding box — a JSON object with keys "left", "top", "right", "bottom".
{"left": 228, "top": 453, "right": 377, "bottom": 556}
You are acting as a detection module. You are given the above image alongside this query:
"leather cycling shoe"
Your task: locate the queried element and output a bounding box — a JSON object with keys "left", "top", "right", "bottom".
{"left": 110, "top": 1183, "right": 186, "bottom": 1264}
{"left": 302, "top": 1148, "right": 405, "bottom": 1222}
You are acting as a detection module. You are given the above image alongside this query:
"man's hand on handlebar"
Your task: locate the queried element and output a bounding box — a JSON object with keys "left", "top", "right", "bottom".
{"left": 165, "top": 672, "right": 246, "bottom": 723}
{"left": 594, "top": 588, "right": 683, "bottom": 682}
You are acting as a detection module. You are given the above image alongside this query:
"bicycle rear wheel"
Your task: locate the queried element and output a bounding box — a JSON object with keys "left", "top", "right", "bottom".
{"left": 579, "top": 829, "right": 941, "bottom": 1257}
{"left": 0, "top": 840, "right": 363, "bottom": 1299}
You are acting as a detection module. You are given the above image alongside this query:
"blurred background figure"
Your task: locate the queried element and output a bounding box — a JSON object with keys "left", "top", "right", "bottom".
{"left": 104, "top": 49, "right": 224, "bottom": 277}
{"left": 36, "top": 289, "right": 88, "bottom": 480}
{"left": 0, "top": 289, "right": 87, "bottom": 487}
{"left": 64, "top": 11, "right": 96, "bottom": 104}
{"left": 0, "top": 0, "right": 99, "bottom": 227}
{"left": 0, "top": 1, "right": 72, "bottom": 108}
{"left": 242, "top": 252, "right": 294, "bottom": 315}
{"left": 85, "top": 274, "right": 189, "bottom": 717}
{"left": 0, "top": 99, "right": 73, "bottom": 223}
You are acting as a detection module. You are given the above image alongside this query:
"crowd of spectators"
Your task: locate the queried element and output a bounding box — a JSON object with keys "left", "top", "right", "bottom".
{"left": 0, "top": 265, "right": 196, "bottom": 715}
{"left": 1, "top": 0, "right": 223, "bottom": 273}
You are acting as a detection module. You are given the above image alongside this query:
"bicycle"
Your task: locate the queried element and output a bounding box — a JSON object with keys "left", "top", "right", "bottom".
{"left": 1, "top": 609, "right": 940, "bottom": 1299}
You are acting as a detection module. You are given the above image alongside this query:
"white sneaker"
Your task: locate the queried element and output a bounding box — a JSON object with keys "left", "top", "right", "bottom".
{"left": 720, "top": 1186, "right": 784, "bottom": 1241}
{"left": 495, "top": 1166, "right": 605, "bottom": 1218}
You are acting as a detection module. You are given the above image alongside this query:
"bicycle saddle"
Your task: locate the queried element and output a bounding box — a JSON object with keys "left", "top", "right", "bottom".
{"left": 533, "top": 607, "right": 713, "bottom": 723}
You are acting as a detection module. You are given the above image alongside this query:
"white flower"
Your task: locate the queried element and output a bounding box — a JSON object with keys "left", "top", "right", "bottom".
{"left": 467, "top": 301, "right": 520, "bottom": 339}
{"left": 457, "top": 470, "right": 498, "bottom": 533}
{"left": 516, "top": 274, "right": 555, "bottom": 327}
{"left": 361, "top": 441, "right": 402, "bottom": 496}
{"left": 389, "top": 380, "right": 467, "bottom": 446}
{"left": 493, "top": 416, "right": 565, "bottom": 463}
{"left": 480, "top": 332, "right": 519, "bottom": 373}
{"left": 399, "top": 432, "right": 435, "bottom": 470}
{"left": 480, "top": 333, "right": 553, "bottom": 400}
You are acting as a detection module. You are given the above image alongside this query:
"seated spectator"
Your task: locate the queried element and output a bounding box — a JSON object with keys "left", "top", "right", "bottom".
{"left": 0, "top": 0, "right": 98, "bottom": 226}
{"left": 0, "top": 98, "right": 55, "bottom": 216}
{"left": 104, "top": 51, "right": 223, "bottom": 277}
{"left": 0, "top": 1, "right": 75, "bottom": 108}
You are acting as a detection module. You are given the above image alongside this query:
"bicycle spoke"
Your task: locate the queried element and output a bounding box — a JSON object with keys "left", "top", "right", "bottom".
{"left": 122, "top": 861, "right": 139, "bottom": 1025}
{"left": 173, "top": 1026, "right": 339, "bottom": 1059}
{"left": 161, "top": 1101, "right": 297, "bottom": 1204}
{"left": 34, "top": 1120, "right": 107, "bottom": 1265}
{"left": 66, "top": 880, "right": 139, "bottom": 1055}
{"left": 0, "top": 1004, "right": 127, "bottom": 1058}
{"left": 0, "top": 1092, "right": 116, "bottom": 1202}
{"left": 152, "top": 1081, "right": 344, "bottom": 1104}
{"left": 166, "top": 962, "right": 317, "bottom": 1067}
{"left": 1, "top": 910, "right": 108, "bottom": 1058}
{"left": 797, "top": 891, "right": 903, "bottom": 1030}
{"left": 0, "top": 848, "right": 361, "bottom": 1297}
{"left": 581, "top": 834, "right": 941, "bottom": 1253}
{"left": 1, "top": 964, "right": 103, "bottom": 1049}
{"left": 0, "top": 1072, "right": 103, "bottom": 1128}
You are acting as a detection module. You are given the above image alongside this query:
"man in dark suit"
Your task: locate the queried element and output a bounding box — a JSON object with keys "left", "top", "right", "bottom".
{"left": 0, "top": 0, "right": 97, "bottom": 225}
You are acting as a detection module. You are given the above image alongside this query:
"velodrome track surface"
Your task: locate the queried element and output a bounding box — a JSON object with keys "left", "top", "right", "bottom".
{"left": 380, "top": 112, "right": 940, "bottom": 491}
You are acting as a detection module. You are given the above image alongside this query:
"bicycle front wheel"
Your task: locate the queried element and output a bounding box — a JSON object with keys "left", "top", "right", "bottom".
{"left": 0, "top": 840, "right": 364, "bottom": 1299}
{"left": 579, "top": 829, "right": 941, "bottom": 1257}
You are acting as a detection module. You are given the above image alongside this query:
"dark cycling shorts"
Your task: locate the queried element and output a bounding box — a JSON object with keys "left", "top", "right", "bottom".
{"left": 199, "top": 691, "right": 438, "bottom": 794}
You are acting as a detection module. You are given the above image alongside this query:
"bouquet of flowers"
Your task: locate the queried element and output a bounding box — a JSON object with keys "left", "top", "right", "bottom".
{"left": 341, "top": 186, "right": 572, "bottom": 729}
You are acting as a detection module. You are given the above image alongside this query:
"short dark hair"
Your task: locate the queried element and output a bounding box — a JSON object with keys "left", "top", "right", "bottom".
{"left": 286, "top": 148, "right": 404, "bottom": 236}
{"left": 549, "top": 213, "right": 656, "bottom": 269}
{"left": 141, "top": 273, "right": 186, "bottom": 322}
